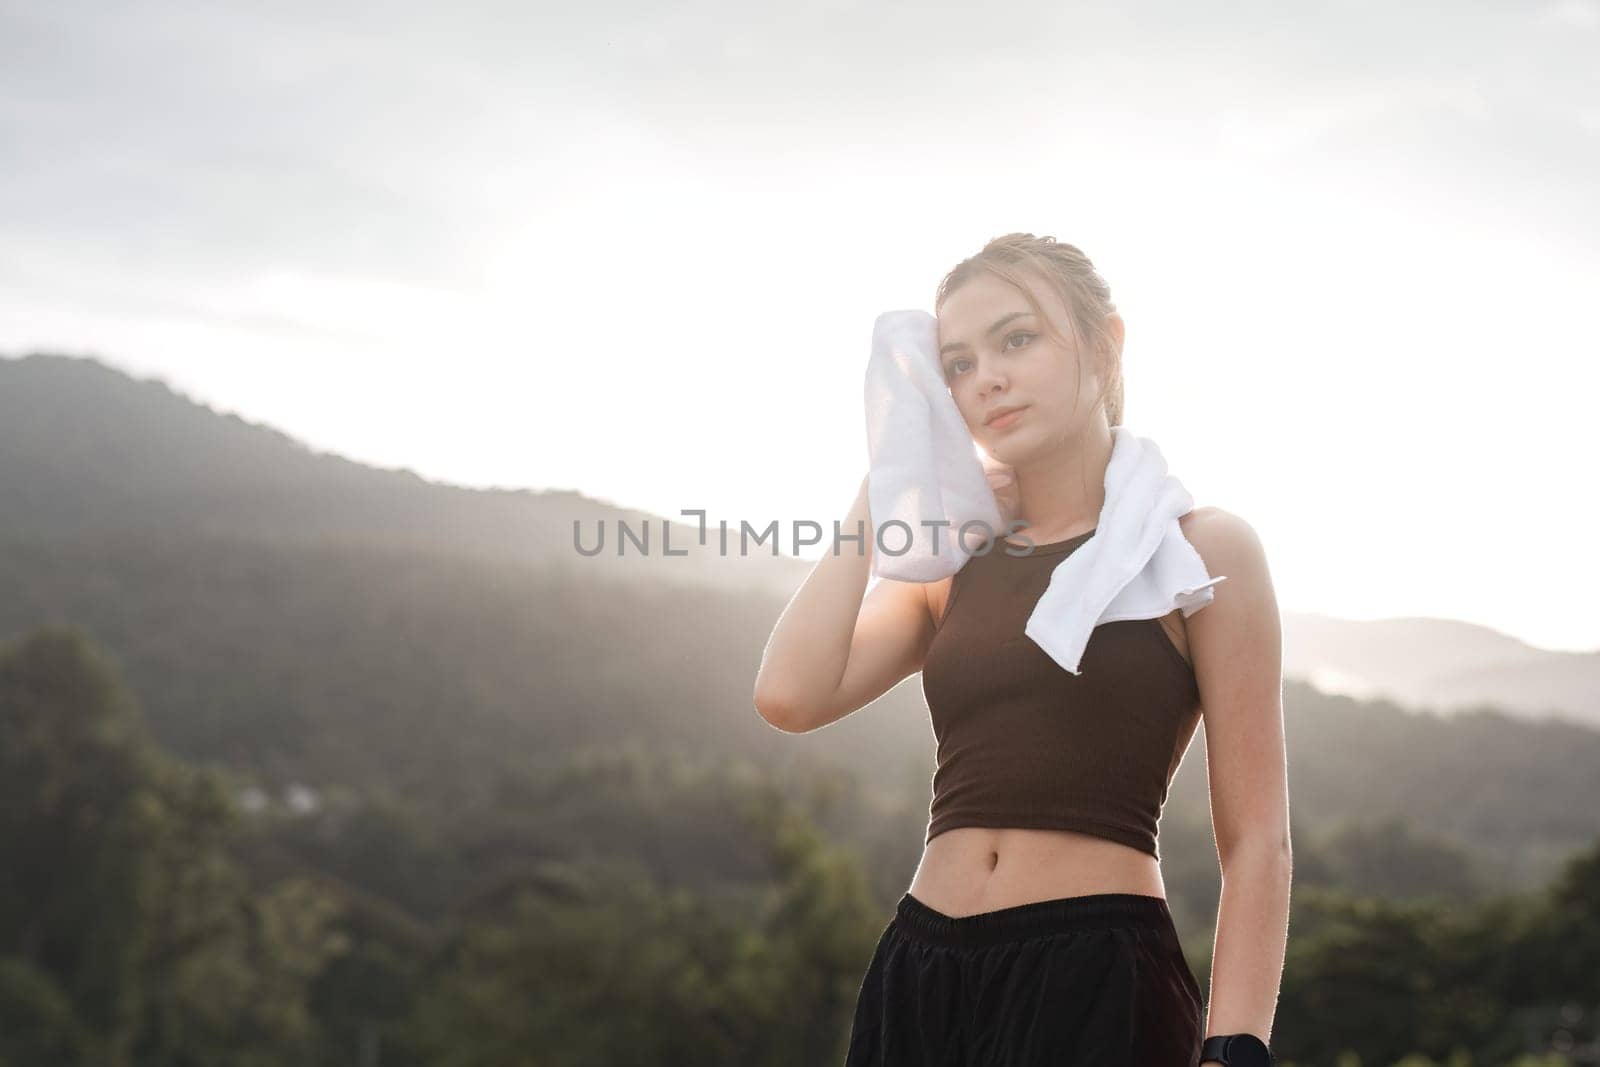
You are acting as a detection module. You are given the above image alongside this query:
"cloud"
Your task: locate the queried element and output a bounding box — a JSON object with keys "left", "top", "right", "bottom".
{"left": 1537, "top": 0, "right": 1599, "bottom": 29}
{"left": 2, "top": 1, "right": 1593, "bottom": 287}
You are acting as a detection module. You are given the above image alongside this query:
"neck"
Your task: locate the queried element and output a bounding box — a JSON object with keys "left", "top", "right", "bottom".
{"left": 1010, "top": 421, "right": 1113, "bottom": 537}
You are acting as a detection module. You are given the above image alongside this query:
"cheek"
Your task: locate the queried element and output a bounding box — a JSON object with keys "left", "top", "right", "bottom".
{"left": 1049, "top": 357, "right": 1088, "bottom": 399}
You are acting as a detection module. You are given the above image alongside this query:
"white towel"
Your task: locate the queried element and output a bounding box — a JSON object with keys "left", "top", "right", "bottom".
{"left": 863, "top": 308, "right": 1228, "bottom": 675}
{"left": 864, "top": 308, "right": 1004, "bottom": 581}
{"left": 1023, "top": 427, "right": 1229, "bottom": 674}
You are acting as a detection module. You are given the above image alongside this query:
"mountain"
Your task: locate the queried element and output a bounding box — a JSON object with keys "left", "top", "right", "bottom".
{"left": 0, "top": 351, "right": 805, "bottom": 600}
{"left": 2, "top": 350, "right": 1598, "bottom": 896}
{"left": 10, "top": 352, "right": 1594, "bottom": 727}
{"left": 1281, "top": 612, "right": 1599, "bottom": 727}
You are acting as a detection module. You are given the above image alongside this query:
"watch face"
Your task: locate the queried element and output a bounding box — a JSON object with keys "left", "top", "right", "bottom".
{"left": 1228, "top": 1033, "right": 1274, "bottom": 1067}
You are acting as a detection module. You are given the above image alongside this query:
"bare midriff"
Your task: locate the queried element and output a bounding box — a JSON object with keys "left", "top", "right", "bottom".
{"left": 906, "top": 827, "right": 1167, "bottom": 916}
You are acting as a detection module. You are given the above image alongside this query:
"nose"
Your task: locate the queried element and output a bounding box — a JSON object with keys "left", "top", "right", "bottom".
{"left": 972, "top": 353, "right": 1008, "bottom": 395}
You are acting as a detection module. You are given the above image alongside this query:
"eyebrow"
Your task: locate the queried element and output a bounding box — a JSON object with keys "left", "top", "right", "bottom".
{"left": 938, "top": 310, "right": 1033, "bottom": 357}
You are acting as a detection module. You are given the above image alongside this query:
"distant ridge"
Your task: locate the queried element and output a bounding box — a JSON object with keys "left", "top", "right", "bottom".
{"left": 0, "top": 351, "right": 806, "bottom": 597}
{"left": 1, "top": 349, "right": 1597, "bottom": 892}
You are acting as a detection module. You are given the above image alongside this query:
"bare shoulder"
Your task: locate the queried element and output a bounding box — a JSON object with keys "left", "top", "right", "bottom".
{"left": 1177, "top": 505, "right": 1268, "bottom": 580}
{"left": 1158, "top": 507, "right": 1269, "bottom": 663}
{"left": 1175, "top": 504, "right": 1282, "bottom": 691}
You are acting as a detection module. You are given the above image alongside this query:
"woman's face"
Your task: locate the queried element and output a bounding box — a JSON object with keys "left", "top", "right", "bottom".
{"left": 936, "top": 269, "right": 1098, "bottom": 464}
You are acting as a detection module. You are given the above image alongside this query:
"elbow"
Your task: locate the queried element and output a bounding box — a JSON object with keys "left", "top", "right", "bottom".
{"left": 1218, "top": 833, "right": 1294, "bottom": 874}
{"left": 753, "top": 682, "right": 808, "bottom": 734}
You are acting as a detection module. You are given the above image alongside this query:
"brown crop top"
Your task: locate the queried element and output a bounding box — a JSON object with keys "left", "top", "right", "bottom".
{"left": 919, "top": 527, "right": 1203, "bottom": 859}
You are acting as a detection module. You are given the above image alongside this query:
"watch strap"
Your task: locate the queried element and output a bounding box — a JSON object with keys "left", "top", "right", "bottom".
{"left": 1201, "top": 1032, "right": 1274, "bottom": 1067}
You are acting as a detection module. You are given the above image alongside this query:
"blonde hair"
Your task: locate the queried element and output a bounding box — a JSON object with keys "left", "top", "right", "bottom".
{"left": 933, "top": 233, "right": 1124, "bottom": 428}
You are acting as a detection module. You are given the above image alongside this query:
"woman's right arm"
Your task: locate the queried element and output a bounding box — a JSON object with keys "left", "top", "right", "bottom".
{"left": 752, "top": 474, "right": 936, "bottom": 734}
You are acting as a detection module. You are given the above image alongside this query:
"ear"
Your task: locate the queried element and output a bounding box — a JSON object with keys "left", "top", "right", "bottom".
{"left": 1104, "top": 311, "right": 1126, "bottom": 355}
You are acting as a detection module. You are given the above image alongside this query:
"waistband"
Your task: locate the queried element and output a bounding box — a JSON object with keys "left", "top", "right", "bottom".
{"left": 894, "top": 891, "right": 1182, "bottom": 951}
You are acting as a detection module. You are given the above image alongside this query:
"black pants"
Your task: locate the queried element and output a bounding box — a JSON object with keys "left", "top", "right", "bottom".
{"left": 844, "top": 891, "right": 1205, "bottom": 1067}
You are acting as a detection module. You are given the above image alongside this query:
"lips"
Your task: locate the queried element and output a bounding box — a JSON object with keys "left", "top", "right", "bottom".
{"left": 985, "top": 405, "right": 1028, "bottom": 426}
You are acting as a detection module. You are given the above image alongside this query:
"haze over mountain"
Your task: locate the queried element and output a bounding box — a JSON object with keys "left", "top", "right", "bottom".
{"left": 3, "top": 349, "right": 1597, "bottom": 898}
{"left": 5, "top": 351, "right": 1593, "bottom": 724}
{"left": 0, "top": 351, "right": 803, "bottom": 597}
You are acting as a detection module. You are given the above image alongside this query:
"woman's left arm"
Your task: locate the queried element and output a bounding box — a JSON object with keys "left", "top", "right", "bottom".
{"left": 1180, "top": 507, "right": 1293, "bottom": 1061}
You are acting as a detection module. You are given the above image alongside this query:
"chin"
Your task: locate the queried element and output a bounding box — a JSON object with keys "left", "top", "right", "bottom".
{"left": 982, "top": 421, "right": 1030, "bottom": 446}
{"left": 990, "top": 434, "right": 1052, "bottom": 466}
{"left": 980, "top": 439, "right": 1023, "bottom": 464}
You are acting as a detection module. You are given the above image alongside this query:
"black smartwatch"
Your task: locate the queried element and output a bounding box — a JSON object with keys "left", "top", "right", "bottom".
{"left": 1200, "top": 1033, "right": 1274, "bottom": 1066}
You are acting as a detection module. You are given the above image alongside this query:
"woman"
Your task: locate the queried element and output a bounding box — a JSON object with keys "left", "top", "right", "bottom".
{"left": 753, "top": 234, "right": 1291, "bottom": 1066}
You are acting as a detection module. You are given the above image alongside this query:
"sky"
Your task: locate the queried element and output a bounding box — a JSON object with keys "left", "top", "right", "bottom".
{"left": 2, "top": 0, "right": 1597, "bottom": 651}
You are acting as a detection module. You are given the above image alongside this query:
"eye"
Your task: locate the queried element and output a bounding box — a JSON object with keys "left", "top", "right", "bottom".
{"left": 945, "top": 356, "right": 973, "bottom": 377}
{"left": 1004, "top": 330, "right": 1035, "bottom": 350}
